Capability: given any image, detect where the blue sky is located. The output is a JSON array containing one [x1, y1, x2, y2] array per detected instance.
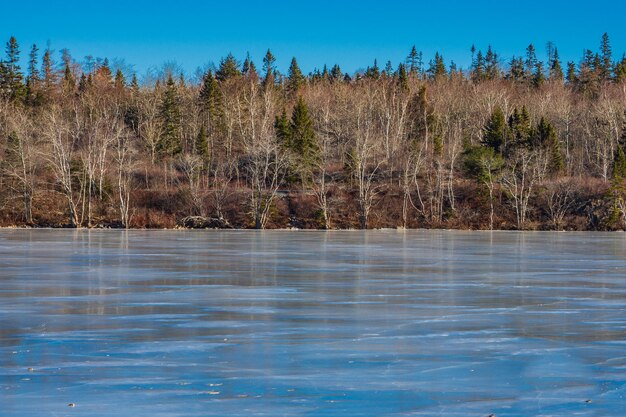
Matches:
[[2, 1, 625, 79]]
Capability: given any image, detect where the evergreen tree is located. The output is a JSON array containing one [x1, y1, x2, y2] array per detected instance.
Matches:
[[289, 96, 319, 170], [566, 61, 577, 85], [549, 48, 564, 82], [330, 64, 342, 81], [287, 57, 305, 93], [384, 60, 393, 77], [536, 117, 564, 173], [96, 58, 113, 84], [509, 106, 533, 146], [195, 125, 210, 162], [0, 36, 25, 101], [428, 52, 447, 80], [524, 44, 538, 79], [158, 75, 182, 158], [198, 70, 222, 132], [131, 73, 139, 92], [406, 46, 422, 75], [397, 63, 408, 89], [274, 108, 292, 147], [485, 45, 499, 80], [262, 49, 276, 86], [482, 106, 507, 153], [366, 59, 380, 79], [41, 48, 55, 91], [472, 50, 485, 82], [600, 32, 613, 81], [27, 44, 39, 84], [533, 62, 546, 87], [614, 55, 626, 83], [216, 53, 241, 81], [114, 69, 126, 89], [508, 57, 525, 82], [62, 62, 75, 92]]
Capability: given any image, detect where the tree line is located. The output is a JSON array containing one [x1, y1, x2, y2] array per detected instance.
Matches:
[[0, 34, 625, 230]]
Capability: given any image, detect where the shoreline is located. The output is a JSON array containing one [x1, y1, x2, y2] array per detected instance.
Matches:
[[0, 225, 622, 233]]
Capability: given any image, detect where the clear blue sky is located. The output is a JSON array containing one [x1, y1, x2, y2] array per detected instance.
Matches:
[[3, 1, 625, 79]]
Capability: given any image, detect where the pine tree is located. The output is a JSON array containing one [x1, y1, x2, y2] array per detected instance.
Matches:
[[96, 58, 113, 84], [566, 61, 577, 85], [397, 63, 408, 89], [508, 57, 525, 82], [195, 126, 210, 162], [366, 59, 380, 79], [158, 75, 182, 158], [216, 53, 241, 81], [614, 55, 626, 83], [62, 62, 75, 93], [289, 96, 319, 170], [509, 106, 532, 146], [384, 60, 393, 77], [536, 117, 563, 173], [198, 70, 223, 134], [330, 64, 342, 81], [482, 107, 507, 153], [600, 32, 613, 81], [428, 52, 447, 80], [274, 109, 292, 147], [0, 36, 25, 101], [485, 45, 499, 80], [533, 62, 546, 87], [131, 74, 139, 92], [114, 69, 126, 89], [406, 46, 422, 75], [262, 49, 276, 86], [524, 44, 538, 79], [27, 44, 39, 85], [472, 50, 485, 82], [41, 48, 55, 91], [549, 48, 564, 82], [287, 57, 305, 93]]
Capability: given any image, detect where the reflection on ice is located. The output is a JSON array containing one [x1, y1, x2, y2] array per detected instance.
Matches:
[[0, 230, 625, 416]]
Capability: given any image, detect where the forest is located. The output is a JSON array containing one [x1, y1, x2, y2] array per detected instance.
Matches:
[[0, 33, 626, 230]]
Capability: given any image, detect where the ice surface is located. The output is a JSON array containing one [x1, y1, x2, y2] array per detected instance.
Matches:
[[0, 230, 625, 416]]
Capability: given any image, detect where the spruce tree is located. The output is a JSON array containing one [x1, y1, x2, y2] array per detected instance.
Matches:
[[195, 126, 210, 162], [27, 44, 39, 85], [198, 70, 222, 132], [158, 75, 182, 158], [216, 53, 241, 81], [287, 57, 305, 93], [330, 64, 342, 81], [536, 117, 563, 173], [0, 36, 25, 101], [533, 62, 546, 87], [482, 107, 507, 153], [262, 49, 276, 86], [566, 61, 577, 85], [289, 96, 318, 171], [524, 44, 538, 79], [600, 32, 613, 81], [508, 57, 525, 82], [62, 62, 75, 93], [114, 69, 126, 89], [485, 46, 499, 80], [41, 48, 55, 91], [406, 46, 422, 75], [428, 52, 447, 80], [397, 63, 408, 89], [549, 48, 564, 82], [274, 109, 292, 148]]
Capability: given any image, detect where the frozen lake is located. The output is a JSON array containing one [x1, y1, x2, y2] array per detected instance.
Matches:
[[1, 230, 626, 416]]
